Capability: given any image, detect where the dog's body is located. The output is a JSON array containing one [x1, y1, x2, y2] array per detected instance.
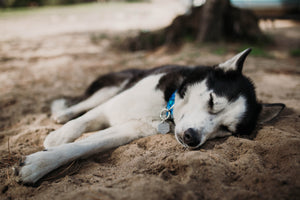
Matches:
[[17, 48, 284, 184]]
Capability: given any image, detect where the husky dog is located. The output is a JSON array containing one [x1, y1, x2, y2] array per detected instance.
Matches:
[[16, 48, 284, 184]]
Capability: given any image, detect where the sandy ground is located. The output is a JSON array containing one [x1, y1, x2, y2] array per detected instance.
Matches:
[[0, 1, 300, 200]]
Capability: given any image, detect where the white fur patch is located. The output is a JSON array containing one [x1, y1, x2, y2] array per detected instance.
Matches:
[[220, 95, 246, 132], [102, 74, 165, 126]]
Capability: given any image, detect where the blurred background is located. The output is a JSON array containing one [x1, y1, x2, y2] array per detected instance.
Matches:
[[0, 0, 299, 52], [0, 1, 300, 200]]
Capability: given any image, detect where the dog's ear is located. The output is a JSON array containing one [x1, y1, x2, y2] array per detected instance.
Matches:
[[258, 103, 285, 124], [217, 48, 252, 73]]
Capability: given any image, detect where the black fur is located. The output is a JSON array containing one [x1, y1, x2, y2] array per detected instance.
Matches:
[[86, 69, 144, 96], [87, 65, 191, 101], [155, 66, 191, 101]]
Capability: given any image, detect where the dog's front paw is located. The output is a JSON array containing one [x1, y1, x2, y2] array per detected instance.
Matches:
[[15, 150, 56, 184], [44, 122, 80, 148], [43, 130, 71, 148]]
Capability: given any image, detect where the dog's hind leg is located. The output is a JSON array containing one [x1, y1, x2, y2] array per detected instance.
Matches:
[[18, 120, 157, 184], [51, 86, 124, 124], [51, 69, 143, 124]]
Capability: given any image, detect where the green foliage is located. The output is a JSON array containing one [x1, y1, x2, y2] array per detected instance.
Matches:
[[249, 47, 269, 57], [211, 47, 227, 55], [290, 49, 300, 57]]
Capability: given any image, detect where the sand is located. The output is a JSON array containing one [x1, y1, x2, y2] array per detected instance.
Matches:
[[0, 2, 300, 200]]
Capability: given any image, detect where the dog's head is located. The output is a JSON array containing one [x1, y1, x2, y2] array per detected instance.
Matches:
[[174, 48, 284, 149]]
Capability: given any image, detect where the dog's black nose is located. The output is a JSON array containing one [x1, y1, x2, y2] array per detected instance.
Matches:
[[183, 128, 200, 147]]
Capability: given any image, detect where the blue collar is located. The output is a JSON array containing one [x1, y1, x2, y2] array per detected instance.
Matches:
[[166, 90, 176, 117]]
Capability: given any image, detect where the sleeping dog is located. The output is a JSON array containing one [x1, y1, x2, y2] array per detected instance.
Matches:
[[16, 48, 284, 184]]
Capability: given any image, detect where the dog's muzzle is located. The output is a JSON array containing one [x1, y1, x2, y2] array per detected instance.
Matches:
[[176, 128, 201, 148]]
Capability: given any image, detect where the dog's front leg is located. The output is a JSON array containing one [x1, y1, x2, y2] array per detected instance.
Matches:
[[17, 120, 157, 184]]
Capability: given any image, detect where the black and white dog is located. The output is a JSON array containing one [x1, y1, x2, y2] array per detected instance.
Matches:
[[17, 48, 284, 184]]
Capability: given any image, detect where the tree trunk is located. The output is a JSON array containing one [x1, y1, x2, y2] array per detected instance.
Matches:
[[197, 0, 227, 42], [125, 0, 264, 51]]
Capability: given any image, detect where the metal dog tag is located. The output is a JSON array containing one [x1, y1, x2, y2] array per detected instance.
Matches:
[[158, 121, 170, 134]]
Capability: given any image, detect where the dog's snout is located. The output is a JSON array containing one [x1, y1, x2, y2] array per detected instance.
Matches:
[[183, 128, 200, 147]]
